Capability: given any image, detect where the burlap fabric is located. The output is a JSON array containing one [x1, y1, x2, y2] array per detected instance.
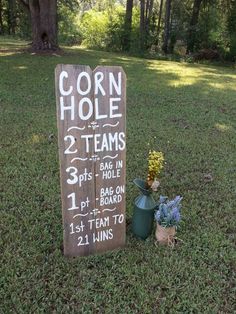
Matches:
[[155, 224, 176, 246]]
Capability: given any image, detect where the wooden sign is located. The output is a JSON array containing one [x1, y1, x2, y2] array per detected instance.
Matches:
[[55, 65, 126, 257]]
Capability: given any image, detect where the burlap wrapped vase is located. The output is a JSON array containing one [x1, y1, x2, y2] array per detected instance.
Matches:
[[155, 223, 176, 246]]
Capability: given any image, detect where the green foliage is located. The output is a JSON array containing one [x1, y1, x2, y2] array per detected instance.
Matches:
[[0, 0, 235, 60], [1, 38, 236, 313], [0, 0, 30, 38], [228, 0, 236, 60], [78, 5, 142, 52], [79, 10, 108, 49], [105, 7, 126, 51], [15, 6, 31, 39], [197, 4, 228, 52], [58, 4, 82, 45], [129, 7, 141, 52]]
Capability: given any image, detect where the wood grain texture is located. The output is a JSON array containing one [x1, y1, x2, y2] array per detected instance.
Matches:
[[55, 64, 126, 257]]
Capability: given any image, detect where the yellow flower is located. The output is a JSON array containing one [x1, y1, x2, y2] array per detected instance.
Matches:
[[147, 150, 164, 185]]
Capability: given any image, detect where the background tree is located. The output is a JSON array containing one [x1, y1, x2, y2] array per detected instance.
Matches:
[[7, 0, 16, 35], [122, 0, 133, 51], [156, 0, 164, 46], [162, 0, 172, 53], [0, 0, 3, 34], [228, 0, 236, 60], [139, 0, 154, 51], [18, 0, 58, 51], [187, 0, 203, 53]]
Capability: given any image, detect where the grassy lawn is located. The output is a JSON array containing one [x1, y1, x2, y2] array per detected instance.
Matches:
[[1, 37, 236, 313]]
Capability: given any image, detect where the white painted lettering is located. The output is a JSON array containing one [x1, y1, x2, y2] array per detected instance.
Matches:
[[94, 72, 106, 96], [102, 169, 121, 180], [100, 187, 114, 197], [60, 96, 75, 120], [108, 132, 118, 150], [81, 134, 93, 153], [100, 194, 122, 206], [77, 71, 92, 95], [118, 132, 126, 150], [78, 97, 93, 120], [95, 98, 108, 120], [116, 185, 125, 194], [110, 98, 122, 118], [94, 134, 101, 152], [93, 229, 113, 242], [59, 70, 73, 96], [113, 214, 124, 224], [64, 135, 77, 154], [100, 162, 113, 171], [109, 72, 122, 95], [88, 217, 110, 230]]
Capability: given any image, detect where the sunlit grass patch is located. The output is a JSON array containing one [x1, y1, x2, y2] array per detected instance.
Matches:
[[215, 122, 234, 132]]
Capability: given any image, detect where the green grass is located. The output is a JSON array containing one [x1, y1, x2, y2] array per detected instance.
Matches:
[[1, 36, 236, 313]]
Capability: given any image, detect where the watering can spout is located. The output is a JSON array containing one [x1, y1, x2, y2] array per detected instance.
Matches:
[[133, 178, 151, 195]]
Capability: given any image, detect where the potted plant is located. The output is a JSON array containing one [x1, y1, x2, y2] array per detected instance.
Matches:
[[132, 151, 164, 240], [155, 195, 182, 246]]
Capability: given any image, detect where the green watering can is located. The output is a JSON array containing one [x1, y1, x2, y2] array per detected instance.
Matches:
[[132, 178, 156, 240]]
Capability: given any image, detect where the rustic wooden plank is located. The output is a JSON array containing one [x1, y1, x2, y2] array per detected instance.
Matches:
[[55, 64, 126, 257], [93, 66, 126, 253]]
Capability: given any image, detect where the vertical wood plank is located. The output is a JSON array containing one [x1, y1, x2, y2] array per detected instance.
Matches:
[[93, 66, 126, 253]]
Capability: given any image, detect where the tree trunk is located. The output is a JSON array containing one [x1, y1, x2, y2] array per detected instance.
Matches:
[[162, 0, 172, 54], [156, 0, 164, 43], [228, 0, 236, 60], [19, 0, 58, 51], [187, 0, 203, 53], [139, 0, 154, 51], [140, 0, 145, 51], [0, 0, 3, 34], [122, 0, 133, 51], [145, 0, 153, 38], [8, 0, 16, 35]]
